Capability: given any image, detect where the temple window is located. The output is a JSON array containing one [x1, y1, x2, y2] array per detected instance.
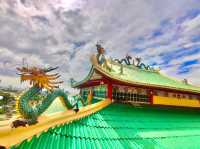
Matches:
[[184, 95, 188, 99], [168, 93, 173, 98], [173, 94, 176, 98], [93, 85, 107, 99], [155, 91, 158, 96], [164, 92, 168, 97], [112, 85, 149, 103], [192, 95, 198, 100]]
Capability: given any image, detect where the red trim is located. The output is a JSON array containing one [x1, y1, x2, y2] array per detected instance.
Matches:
[[94, 69, 200, 96], [150, 95, 153, 104], [107, 82, 112, 100], [75, 68, 200, 99], [78, 79, 108, 88], [147, 90, 153, 104]]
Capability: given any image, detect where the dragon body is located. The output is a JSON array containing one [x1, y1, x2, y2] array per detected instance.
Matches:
[[15, 66, 85, 125], [137, 63, 151, 70], [115, 56, 153, 71], [115, 55, 133, 65]]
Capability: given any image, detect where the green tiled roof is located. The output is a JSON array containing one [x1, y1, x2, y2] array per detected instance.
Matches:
[[12, 103, 200, 149], [94, 61, 200, 93]]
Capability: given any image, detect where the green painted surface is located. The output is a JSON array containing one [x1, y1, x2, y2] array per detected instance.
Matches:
[[101, 62, 200, 93], [18, 87, 81, 124], [74, 62, 200, 93], [12, 103, 200, 149], [42, 97, 67, 115]]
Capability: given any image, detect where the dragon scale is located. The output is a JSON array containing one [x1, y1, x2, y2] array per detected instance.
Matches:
[[15, 66, 84, 125]]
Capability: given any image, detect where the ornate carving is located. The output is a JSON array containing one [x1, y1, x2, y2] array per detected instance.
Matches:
[[16, 66, 62, 91], [115, 55, 132, 65], [96, 43, 106, 65], [95, 43, 111, 71], [115, 55, 155, 71]]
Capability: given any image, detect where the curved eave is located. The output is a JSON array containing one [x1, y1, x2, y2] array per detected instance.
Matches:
[[72, 66, 95, 88], [94, 65, 200, 95]]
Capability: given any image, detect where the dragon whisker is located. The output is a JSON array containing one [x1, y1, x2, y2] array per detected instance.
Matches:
[[50, 81, 63, 84], [44, 66, 59, 72]]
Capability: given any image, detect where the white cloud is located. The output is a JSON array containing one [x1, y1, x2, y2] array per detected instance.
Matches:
[[0, 0, 200, 89], [182, 14, 200, 33]]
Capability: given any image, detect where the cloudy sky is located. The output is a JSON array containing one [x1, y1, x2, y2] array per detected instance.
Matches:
[[0, 0, 200, 91]]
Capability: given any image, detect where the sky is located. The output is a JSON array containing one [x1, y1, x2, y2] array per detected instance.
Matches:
[[0, 0, 200, 92]]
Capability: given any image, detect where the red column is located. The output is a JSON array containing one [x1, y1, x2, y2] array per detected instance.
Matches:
[[107, 83, 112, 100], [150, 94, 153, 104], [148, 90, 153, 104]]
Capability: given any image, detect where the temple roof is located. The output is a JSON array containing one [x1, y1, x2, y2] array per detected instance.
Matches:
[[73, 56, 200, 94], [12, 103, 200, 149]]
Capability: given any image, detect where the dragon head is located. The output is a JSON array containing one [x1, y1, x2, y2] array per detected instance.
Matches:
[[16, 66, 63, 91], [96, 43, 105, 55]]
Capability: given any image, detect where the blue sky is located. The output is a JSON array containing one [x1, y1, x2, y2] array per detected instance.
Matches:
[[0, 0, 200, 91]]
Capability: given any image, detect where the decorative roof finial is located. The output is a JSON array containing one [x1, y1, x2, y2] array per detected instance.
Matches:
[[183, 79, 188, 84], [96, 40, 105, 55], [135, 57, 142, 66], [96, 41, 106, 65]]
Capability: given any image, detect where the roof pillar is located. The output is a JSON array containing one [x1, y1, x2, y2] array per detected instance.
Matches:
[[148, 90, 154, 104], [107, 82, 112, 100]]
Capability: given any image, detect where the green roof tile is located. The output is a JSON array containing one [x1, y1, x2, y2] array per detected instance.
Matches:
[[12, 103, 200, 149], [74, 62, 200, 93], [99, 62, 200, 93]]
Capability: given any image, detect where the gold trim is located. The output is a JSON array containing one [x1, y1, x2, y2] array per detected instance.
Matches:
[[0, 99, 111, 148], [153, 96, 200, 107]]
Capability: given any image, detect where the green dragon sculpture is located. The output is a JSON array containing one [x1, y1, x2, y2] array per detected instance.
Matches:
[[14, 66, 85, 126], [115, 55, 154, 71]]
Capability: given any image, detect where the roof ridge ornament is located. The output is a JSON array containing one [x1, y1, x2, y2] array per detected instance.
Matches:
[[182, 79, 188, 84], [96, 42, 105, 65], [114, 55, 157, 71], [94, 42, 111, 71]]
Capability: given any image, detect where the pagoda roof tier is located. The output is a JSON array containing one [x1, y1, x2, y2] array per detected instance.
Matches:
[[73, 55, 200, 94]]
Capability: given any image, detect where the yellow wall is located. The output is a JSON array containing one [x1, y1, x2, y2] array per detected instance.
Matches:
[[153, 96, 200, 108]]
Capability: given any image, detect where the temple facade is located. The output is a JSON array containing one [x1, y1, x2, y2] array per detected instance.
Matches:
[[73, 44, 200, 108], [7, 44, 200, 149]]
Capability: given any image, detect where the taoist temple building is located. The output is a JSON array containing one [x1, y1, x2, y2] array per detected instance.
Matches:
[[73, 44, 200, 108]]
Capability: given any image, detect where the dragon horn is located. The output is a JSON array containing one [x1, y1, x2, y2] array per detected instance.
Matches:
[[16, 67, 23, 72], [50, 81, 64, 84], [46, 73, 59, 77], [47, 75, 61, 80], [44, 66, 59, 72]]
